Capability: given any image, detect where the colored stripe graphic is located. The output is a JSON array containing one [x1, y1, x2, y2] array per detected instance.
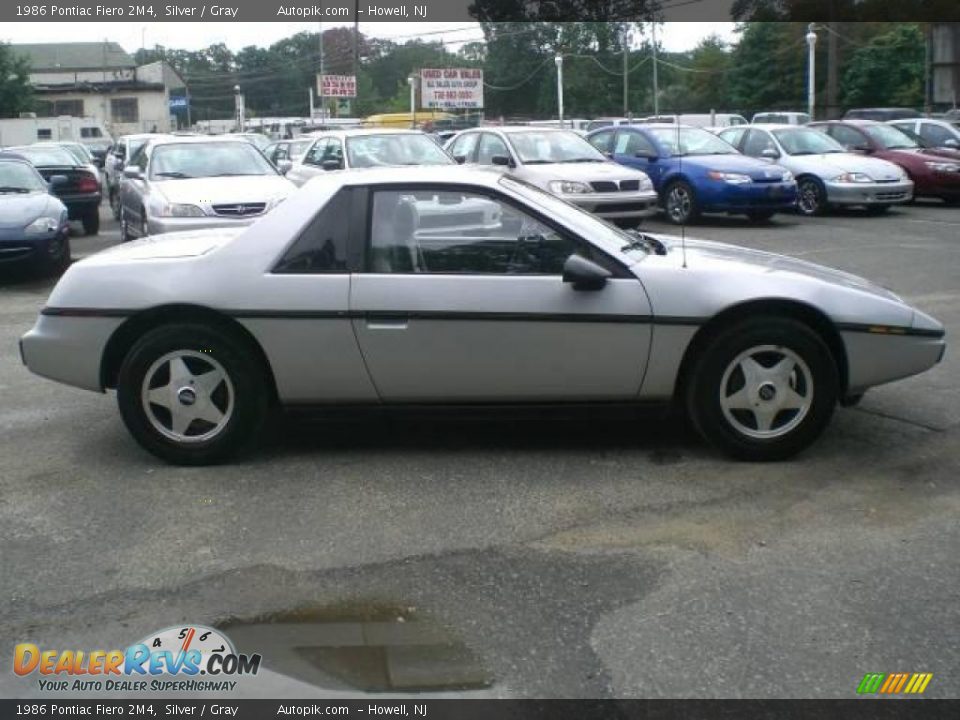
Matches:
[[858, 672, 932, 694]]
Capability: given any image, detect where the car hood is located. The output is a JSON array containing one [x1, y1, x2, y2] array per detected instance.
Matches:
[[517, 161, 650, 183], [152, 175, 295, 205], [654, 235, 901, 301], [786, 152, 904, 180], [680, 153, 789, 179], [0, 193, 63, 229], [85, 228, 245, 263]]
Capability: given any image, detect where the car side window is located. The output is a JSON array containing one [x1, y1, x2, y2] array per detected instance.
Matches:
[[131, 146, 148, 171], [919, 123, 954, 146], [367, 187, 585, 275], [618, 131, 657, 157], [829, 125, 866, 149], [273, 189, 350, 274], [449, 132, 479, 162], [589, 130, 615, 154], [720, 127, 747, 149], [303, 138, 329, 167], [321, 138, 344, 168], [476, 133, 510, 165], [742, 129, 776, 156]]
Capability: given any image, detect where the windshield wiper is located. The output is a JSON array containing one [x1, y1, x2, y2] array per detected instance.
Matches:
[[208, 172, 262, 177], [0, 186, 31, 193], [564, 158, 605, 163], [621, 230, 666, 256], [522, 160, 555, 165], [154, 171, 192, 178]]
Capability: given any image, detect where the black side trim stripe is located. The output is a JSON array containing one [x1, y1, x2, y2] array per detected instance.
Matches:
[[837, 322, 945, 339], [41, 306, 709, 327]]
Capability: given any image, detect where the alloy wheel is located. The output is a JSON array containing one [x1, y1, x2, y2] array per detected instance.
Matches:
[[666, 185, 693, 223], [718, 344, 814, 440], [798, 180, 821, 215]]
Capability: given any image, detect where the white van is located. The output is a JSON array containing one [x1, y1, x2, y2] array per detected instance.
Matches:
[[638, 113, 749, 129], [751, 111, 811, 125], [0, 116, 110, 148]]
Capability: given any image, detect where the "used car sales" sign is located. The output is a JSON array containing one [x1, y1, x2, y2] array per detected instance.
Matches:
[[420, 68, 484, 109]]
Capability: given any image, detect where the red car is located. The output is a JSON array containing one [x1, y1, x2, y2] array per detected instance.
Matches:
[[810, 120, 960, 205]]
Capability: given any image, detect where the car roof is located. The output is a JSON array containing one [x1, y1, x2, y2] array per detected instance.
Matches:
[[747, 123, 803, 131], [313, 128, 428, 138], [145, 135, 258, 147]]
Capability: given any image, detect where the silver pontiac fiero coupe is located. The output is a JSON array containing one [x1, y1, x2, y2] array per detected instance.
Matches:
[[20, 167, 945, 465]]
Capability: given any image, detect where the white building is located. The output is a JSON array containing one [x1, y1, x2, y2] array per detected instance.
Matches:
[[13, 42, 186, 137]]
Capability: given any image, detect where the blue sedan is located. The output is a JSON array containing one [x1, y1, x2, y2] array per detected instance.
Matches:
[[0, 157, 70, 274], [587, 124, 798, 224]]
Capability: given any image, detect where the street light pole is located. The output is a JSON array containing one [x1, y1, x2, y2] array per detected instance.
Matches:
[[623, 24, 629, 117], [651, 22, 659, 116], [555, 54, 564, 129], [407, 75, 416, 128], [806, 23, 818, 120]]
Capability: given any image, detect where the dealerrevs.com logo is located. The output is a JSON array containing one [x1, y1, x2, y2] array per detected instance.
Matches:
[[13, 625, 261, 693]]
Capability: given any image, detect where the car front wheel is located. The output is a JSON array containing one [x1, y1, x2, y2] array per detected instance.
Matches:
[[663, 180, 700, 225], [82, 206, 100, 235], [685, 316, 838, 461], [797, 177, 827, 216], [117, 323, 269, 465]]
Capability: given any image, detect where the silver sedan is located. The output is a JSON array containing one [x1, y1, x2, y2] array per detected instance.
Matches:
[[719, 125, 913, 215], [21, 166, 944, 465], [117, 136, 295, 242], [446, 127, 658, 223]]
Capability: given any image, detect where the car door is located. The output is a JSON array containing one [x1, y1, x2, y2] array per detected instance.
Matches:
[[285, 137, 328, 187], [349, 184, 652, 401], [741, 128, 778, 161], [474, 132, 513, 167], [447, 131, 480, 164], [612, 130, 664, 187], [119, 144, 150, 233]]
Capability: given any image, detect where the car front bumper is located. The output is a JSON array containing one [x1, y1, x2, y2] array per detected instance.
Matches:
[[825, 179, 913, 205], [20, 313, 123, 392], [148, 214, 263, 235], [565, 190, 659, 219], [699, 181, 798, 212], [842, 312, 945, 394], [0, 227, 69, 266]]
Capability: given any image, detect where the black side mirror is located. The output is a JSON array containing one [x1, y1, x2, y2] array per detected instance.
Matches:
[[48, 175, 68, 188], [491, 154, 514, 167], [760, 148, 780, 160], [453, 155, 466, 164], [321, 159, 342, 171], [562, 254, 611, 291]]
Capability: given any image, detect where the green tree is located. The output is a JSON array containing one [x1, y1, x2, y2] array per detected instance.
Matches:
[[0, 43, 33, 118], [841, 24, 924, 108]]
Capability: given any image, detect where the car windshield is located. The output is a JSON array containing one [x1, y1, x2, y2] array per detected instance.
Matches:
[[773, 128, 845, 155], [0, 161, 46, 192], [507, 131, 607, 164], [647, 127, 738, 156], [149, 142, 277, 179], [11, 146, 78, 166], [863, 124, 919, 150], [58, 144, 93, 164], [345, 134, 454, 168]]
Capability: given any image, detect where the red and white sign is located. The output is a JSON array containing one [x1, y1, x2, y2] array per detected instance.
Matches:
[[318, 74, 356, 98], [420, 68, 484, 109]]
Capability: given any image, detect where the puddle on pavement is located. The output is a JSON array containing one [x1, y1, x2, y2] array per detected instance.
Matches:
[[218, 603, 492, 693]]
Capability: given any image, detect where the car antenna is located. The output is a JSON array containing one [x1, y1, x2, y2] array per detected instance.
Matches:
[[677, 120, 688, 268]]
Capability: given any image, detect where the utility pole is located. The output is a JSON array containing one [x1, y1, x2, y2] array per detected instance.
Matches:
[[806, 24, 817, 120], [623, 24, 629, 117], [318, 22, 325, 123], [651, 22, 659, 116], [353, 0, 360, 79], [555, 55, 564, 128], [407, 75, 416, 128]]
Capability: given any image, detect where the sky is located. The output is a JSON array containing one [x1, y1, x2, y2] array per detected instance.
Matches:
[[2, 22, 738, 55]]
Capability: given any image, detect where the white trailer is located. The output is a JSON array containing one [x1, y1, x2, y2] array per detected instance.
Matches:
[[0, 116, 111, 148]]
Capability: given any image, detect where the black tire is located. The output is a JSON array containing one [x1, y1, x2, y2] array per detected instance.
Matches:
[[746, 209, 776, 222], [82, 206, 100, 235], [140, 209, 149, 238], [796, 177, 827, 216], [685, 316, 838, 461], [117, 323, 269, 465], [35, 234, 71, 276], [119, 210, 131, 243], [865, 204, 890, 215], [663, 180, 700, 225]]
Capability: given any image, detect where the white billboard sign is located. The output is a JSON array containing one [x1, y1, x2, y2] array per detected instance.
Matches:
[[318, 74, 357, 98], [420, 68, 484, 109]]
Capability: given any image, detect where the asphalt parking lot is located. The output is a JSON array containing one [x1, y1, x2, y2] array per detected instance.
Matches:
[[1, 201, 957, 699]]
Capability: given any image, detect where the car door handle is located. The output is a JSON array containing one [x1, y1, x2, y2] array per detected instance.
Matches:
[[365, 315, 408, 330]]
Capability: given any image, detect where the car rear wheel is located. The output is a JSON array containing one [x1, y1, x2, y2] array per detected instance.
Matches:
[[119, 211, 131, 243], [797, 177, 827, 216], [117, 324, 268, 465], [82, 206, 100, 235], [685, 316, 838, 461], [36, 234, 71, 276], [664, 180, 700, 225], [110, 187, 121, 220]]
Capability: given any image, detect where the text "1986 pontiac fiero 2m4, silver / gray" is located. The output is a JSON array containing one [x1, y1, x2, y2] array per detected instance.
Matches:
[[19, 166, 945, 465]]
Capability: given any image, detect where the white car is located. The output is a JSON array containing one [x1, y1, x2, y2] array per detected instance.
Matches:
[[888, 118, 960, 151]]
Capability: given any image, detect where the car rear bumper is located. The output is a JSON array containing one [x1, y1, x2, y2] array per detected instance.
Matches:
[[567, 191, 659, 218], [826, 179, 913, 205]]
